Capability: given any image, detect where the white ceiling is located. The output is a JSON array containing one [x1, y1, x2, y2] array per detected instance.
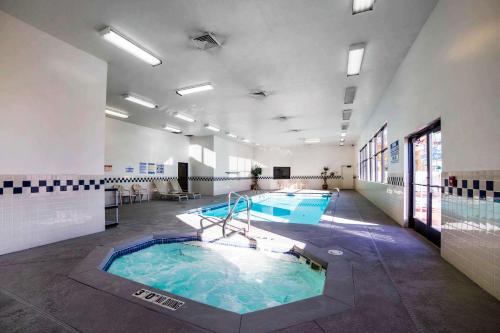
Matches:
[[0, 0, 437, 147]]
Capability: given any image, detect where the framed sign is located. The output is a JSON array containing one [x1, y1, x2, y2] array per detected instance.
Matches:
[[390, 140, 399, 163], [139, 162, 147, 174], [148, 163, 156, 175], [125, 166, 134, 173], [156, 164, 164, 174]]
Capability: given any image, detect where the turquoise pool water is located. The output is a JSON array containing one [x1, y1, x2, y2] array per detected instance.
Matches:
[[106, 241, 325, 314], [200, 192, 331, 224]]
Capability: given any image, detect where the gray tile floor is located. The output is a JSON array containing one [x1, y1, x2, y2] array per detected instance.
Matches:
[[0, 190, 499, 332]]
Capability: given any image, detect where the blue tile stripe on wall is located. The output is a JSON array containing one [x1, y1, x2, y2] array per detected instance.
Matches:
[[0, 178, 104, 195]]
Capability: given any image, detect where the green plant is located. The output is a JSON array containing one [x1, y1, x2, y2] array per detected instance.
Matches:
[[251, 166, 263, 190], [321, 166, 335, 188]]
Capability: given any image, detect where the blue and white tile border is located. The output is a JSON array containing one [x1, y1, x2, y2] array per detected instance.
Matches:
[[441, 171, 500, 202], [0, 175, 104, 196]]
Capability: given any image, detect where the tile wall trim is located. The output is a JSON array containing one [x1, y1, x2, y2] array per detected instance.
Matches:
[[104, 175, 343, 184], [0, 175, 104, 196]]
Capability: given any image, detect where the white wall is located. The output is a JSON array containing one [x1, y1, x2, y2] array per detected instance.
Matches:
[[355, 0, 500, 299], [105, 118, 189, 178], [254, 145, 355, 190], [189, 136, 215, 195], [0, 11, 107, 254]]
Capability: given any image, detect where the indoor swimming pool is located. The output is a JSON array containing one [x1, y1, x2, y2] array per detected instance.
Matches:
[[105, 240, 325, 314], [197, 192, 333, 224]]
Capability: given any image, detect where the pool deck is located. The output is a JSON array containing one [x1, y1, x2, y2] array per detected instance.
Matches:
[[1, 190, 499, 332]]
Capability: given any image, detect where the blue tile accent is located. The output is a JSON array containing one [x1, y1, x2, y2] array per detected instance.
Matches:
[[448, 187, 452, 194], [47, 186, 54, 192], [60, 186, 67, 191], [22, 180, 31, 187], [67, 180, 73, 186], [457, 188, 462, 196], [79, 180, 85, 185], [486, 181, 493, 191], [95, 185, 100, 190], [31, 187, 39, 193], [444, 179, 449, 186], [473, 180, 479, 189], [0, 188, 2, 195], [3, 181, 13, 188], [479, 190, 486, 200], [13, 187, 22, 194], [467, 189, 473, 198], [54, 180, 61, 186], [73, 185, 79, 191], [39, 180, 47, 187], [90, 180, 95, 185], [495, 192, 500, 203], [461, 180, 467, 188], [84, 185, 90, 190], [100, 179, 105, 185]]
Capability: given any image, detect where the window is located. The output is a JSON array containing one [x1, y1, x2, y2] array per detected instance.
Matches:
[[359, 124, 388, 183]]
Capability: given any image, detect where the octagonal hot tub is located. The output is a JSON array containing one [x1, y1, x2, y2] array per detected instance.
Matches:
[[104, 239, 325, 314]]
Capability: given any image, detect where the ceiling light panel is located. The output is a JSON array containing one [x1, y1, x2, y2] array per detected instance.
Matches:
[[105, 108, 129, 119], [173, 112, 195, 122], [164, 124, 182, 133], [226, 132, 237, 138], [342, 109, 353, 121], [204, 124, 220, 132], [242, 139, 250, 143], [176, 83, 214, 96], [100, 26, 161, 66], [304, 138, 320, 144], [123, 94, 158, 108], [344, 87, 357, 104], [347, 43, 366, 76], [353, 0, 375, 15]]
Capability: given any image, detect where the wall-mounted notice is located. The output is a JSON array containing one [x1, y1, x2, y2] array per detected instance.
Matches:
[[148, 163, 156, 175], [390, 140, 399, 163], [104, 164, 112, 172], [125, 167, 134, 173], [139, 162, 147, 174], [156, 164, 164, 174]]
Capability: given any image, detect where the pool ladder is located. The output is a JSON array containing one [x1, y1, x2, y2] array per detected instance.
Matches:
[[222, 192, 251, 238]]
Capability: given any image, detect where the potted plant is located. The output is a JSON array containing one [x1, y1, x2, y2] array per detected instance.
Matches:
[[321, 166, 335, 190], [250, 165, 263, 190]]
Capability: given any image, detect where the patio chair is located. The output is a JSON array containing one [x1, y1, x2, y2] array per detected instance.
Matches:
[[169, 179, 201, 199], [152, 180, 188, 201], [131, 184, 150, 203], [113, 184, 136, 205]]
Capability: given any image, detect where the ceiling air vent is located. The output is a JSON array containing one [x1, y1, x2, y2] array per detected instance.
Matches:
[[344, 87, 357, 104], [191, 32, 221, 50], [275, 116, 289, 121], [249, 90, 270, 98], [342, 109, 352, 121], [341, 123, 349, 131], [288, 129, 302, 133]]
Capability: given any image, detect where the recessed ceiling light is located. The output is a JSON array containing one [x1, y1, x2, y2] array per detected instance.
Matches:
[[340, 138, 345, 142], [304, 138, 320, 144], [204, 124, 220, 132], [176, 83, 214, 96], [242, 138, 250, 143], [352, 0, 375, 15], [105, 108, 129, 119], [340, 142, 345, 146], [226, 132, 237, 138], [341, 132, 347, 137], [347, 43, 366, 76], [123, 94, 158, 109], [164, 124, 182, 133], [99, 26, 161, 66], [173, 112, 195, 123]]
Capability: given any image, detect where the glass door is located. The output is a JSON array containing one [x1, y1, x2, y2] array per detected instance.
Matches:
[[409, 121, 442, 246]]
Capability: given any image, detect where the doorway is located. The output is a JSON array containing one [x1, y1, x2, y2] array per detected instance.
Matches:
[[341, 165, 354, 189], [408, 120, 442, 246], [177, 162, 188, 191]]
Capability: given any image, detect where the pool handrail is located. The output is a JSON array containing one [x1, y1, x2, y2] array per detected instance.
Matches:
[[222, 192, 251, 237]]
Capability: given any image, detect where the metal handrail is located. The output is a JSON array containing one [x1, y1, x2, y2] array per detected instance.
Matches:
[[222, 192, 251, 237]]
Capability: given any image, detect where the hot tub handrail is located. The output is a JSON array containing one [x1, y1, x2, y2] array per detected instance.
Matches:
[[223, 192, 251, 237]]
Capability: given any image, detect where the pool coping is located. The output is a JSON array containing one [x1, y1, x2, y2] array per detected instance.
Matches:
[[69, 231, 354, 333]]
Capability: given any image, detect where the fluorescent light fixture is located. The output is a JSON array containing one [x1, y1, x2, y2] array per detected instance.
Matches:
[[164, 124, 182, 133], [105, 108, 129, 119], [342, 109, 353, 120], [344, 87, 357, 104], [340, 142, 345, 146], [226, 132, 237, 138], [347, 43, 366, 76], [242, 138, 250, 143], [176, 83, 214, 96], [255, 143, 261, 146], [173, 112, 195, 123], [99, 26, 161, 66], [341, 132, 347, 137], [340, 138, 345, 142], [353, 0, 375, 14], [123, 94, 157, 108], [304, 138, 320, 144], [204, 124, 220, 132]]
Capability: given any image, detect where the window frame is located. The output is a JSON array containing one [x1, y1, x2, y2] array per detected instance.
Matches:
[[359, 124, 388, 183]]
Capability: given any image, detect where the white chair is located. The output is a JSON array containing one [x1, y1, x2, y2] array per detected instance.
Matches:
[[114, 184, 136, 205], [131, 184, 149, 203]]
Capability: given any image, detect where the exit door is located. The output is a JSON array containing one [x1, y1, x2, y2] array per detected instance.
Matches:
[[409, 121, 442, 246], [341, 165, 354, 189], [177, 162, 188, 191]]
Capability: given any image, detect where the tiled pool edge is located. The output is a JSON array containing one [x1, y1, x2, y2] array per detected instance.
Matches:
[[68, 232, 354, 333]]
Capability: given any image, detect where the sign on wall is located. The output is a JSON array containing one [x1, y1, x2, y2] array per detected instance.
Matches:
[[148, 163, 156, 175], [156, 164, 164, 174], [125, 166, 134, 173], [139, 162, 147, 174], [104, 164, 112, 172], [390, 140, 399, 163]]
